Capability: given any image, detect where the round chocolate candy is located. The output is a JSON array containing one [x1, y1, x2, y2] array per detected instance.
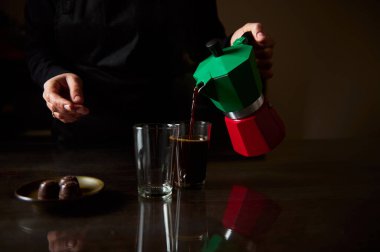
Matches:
[[37, 180, 60, 200], [59, 175, 79, 186], [59, 181, 82, 200]]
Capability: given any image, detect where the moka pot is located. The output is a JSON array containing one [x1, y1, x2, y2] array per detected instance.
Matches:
[[193, 36, 285, 157]]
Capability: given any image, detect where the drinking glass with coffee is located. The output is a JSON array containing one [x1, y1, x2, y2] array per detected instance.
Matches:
[[171, 121, 211, 189]]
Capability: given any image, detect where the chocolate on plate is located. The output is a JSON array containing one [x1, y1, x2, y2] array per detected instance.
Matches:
[[37, 180, 60, 200], [59, 175, 79, 186], [59, 181, 82, 200], [37, 176, 82, 200]]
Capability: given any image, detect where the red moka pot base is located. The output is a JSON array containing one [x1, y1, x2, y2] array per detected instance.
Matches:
[[225, 100, 285, 157], [222, 185, 281, 238]]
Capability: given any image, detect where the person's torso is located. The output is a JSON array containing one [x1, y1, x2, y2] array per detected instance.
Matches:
[[50, 0, 225, 118], [54, 1, 176, 73]]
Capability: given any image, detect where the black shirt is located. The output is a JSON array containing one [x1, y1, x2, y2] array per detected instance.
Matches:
[[26, 0, 225, 86], [25, 0, 228, 146]]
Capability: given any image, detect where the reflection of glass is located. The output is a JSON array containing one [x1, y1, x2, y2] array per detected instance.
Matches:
[[174, 189, 209, 251], [137, 196, 174, 252]]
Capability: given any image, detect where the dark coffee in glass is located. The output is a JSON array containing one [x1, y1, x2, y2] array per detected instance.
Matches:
[[172, 86, 211, 188]]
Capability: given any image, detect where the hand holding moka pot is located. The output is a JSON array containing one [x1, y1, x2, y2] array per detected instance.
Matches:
[[193, 35, 285, 157]]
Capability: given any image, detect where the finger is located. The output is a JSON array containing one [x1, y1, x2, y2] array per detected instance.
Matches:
[[245, 22, 264, 41], [49, 101, 89, 120], [48, 102, 82, 122], [255, 33, 275, 48], [256, 59, 273, 68], [244, 23, 275, 47], [231, 23, 276, 48], [72, 104, 90, 115], [243, 23, 267, 45], [43, 90, 73, 113], [254, 47, 274, 59], [46, 101, 55, 112], [259, 69, 274, 80], [256, 58, 273, 69], [257, 64, 273, 78], [230, 29, 245, 45], [230, 23, 263, 45], [53, 112, 82, 123], [48, 103, 69, 118], [66, 75, 84, 104]]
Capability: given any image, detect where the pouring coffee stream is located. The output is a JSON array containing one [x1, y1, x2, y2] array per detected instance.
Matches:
[[189, 85, 205, 139], [192, 34, 285, 157]]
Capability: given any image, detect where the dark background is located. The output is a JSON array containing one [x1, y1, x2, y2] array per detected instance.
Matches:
[[0, 0, 50, 143], [217, 0, 380, 139]]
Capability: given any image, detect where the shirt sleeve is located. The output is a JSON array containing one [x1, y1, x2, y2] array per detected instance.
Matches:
[[25, 0, 69, 88]]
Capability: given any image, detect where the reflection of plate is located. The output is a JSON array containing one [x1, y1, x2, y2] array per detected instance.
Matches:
[[15, 176, 104, 203]]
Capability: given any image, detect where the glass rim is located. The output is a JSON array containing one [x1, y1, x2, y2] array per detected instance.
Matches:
[[133, 121, 211, 129], [173, 120, 212, 126], [133, 123, 178, 130]]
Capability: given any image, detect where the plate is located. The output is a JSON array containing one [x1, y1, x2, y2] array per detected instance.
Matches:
[[15, 176, 105, 203]]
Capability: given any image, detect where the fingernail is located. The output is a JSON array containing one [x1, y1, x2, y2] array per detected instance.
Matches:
[[73, 96, 81, 102], [257, 32, 265, 40], [64, 105, 71, 111]]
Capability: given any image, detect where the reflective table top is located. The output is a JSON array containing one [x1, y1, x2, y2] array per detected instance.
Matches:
[[0, 138, 379, 251]]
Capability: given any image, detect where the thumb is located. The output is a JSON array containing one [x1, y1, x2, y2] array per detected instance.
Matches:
[[230, 23, 266, 46], [247, 23, 267, 46], [253, 31, 266, 45], [66, 74, 84, 104]]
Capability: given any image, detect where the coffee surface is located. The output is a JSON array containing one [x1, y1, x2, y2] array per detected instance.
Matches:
[[171, 136, 208, 188]]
